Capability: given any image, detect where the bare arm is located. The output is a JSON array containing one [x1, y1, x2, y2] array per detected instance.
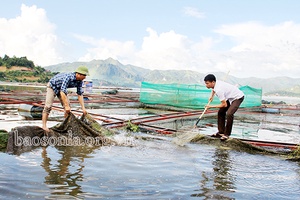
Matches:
[[209, 90, 215, 102], [207, 99, 227, 109]]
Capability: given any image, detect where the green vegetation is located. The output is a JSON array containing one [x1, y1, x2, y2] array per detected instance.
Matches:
[[287, 145, 300, 161], [0, 130, 8, 151], [125, 120, 139, 132], [0, 55, 57, 83], [0, 54, 34, 69]]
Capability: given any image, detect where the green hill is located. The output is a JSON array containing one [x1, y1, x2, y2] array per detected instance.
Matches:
[[0, 55, 57, 83], [44, 58, 300, 96], [3, 55, 300, 96]]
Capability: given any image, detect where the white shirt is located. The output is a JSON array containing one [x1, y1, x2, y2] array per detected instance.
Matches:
[[213, 80, 244, 104]]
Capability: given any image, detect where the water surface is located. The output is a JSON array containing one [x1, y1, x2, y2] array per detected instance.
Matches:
[[1, 85, 300, 199], [1, 136, 300, 199]]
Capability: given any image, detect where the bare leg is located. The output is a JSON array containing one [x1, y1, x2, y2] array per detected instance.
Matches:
[[42, 112, 50, 132], [42, 83, 55, 132]]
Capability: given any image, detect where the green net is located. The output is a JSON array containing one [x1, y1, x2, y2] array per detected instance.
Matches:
[[239, 85, 262, 108], [140, 82, 262, 109]]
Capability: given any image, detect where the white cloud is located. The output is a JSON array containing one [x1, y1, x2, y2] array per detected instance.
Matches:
[[1, 5, 300, 78], [134, 28, 192, 70], [213, 21, 300, 77], [75, 27, 216, 73], [74, 34, 136, 63], [183, 7, 205, 19], [0, 4, 67, 66], [132, 28, 216, 71], [74, 20, 300, 78]]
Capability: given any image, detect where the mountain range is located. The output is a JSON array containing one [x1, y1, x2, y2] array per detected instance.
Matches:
[[45, 58, 300, 96]]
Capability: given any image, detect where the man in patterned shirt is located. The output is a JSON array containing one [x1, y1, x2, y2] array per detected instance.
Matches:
[[42, 66, 89, 132]]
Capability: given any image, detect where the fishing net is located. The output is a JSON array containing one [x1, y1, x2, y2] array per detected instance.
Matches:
[[189, 133, 300, 161], [3, 112, 300, 161], [140, 82, 262, 109], [287, 146, 300, 161], [0, 130, 8, 150], [6, 113, 117, 155], [190, 134, 277, 154]]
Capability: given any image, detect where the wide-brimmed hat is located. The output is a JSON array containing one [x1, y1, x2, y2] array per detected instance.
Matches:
[[75, 66, 89, 76]]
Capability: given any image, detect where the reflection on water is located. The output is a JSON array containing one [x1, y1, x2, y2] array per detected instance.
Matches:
[[41, 146, 99, 199], [212, 149, 235, 193], [0, 84, 46, 92], [1, 84, 300, 198], [192, 148, 235, 199], [1, 138, 300, 199]]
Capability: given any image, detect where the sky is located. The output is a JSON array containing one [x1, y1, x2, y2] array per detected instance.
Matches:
[[0, 0, 300, 78]]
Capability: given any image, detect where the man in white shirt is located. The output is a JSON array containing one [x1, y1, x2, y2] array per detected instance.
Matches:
[[204, 74, 244, 141]]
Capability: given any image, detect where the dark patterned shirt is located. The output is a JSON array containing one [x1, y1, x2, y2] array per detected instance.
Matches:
[[49, 72, 84, 95]]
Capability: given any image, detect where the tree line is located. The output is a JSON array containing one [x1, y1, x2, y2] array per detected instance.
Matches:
[[0, 55, 57, 83], [0, 55, 34, 69]]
